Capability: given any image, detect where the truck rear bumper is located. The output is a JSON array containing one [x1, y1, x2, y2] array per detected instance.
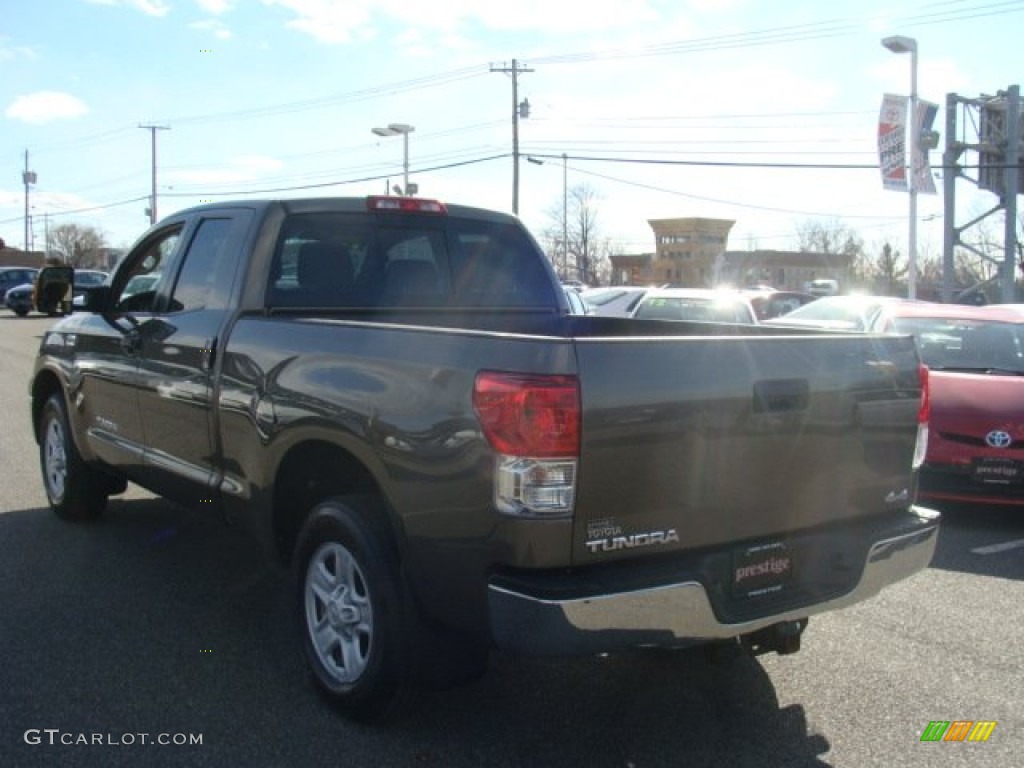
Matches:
[[488, 506, 940, 655]]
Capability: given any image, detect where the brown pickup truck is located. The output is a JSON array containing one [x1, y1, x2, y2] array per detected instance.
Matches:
[[31, 196, 939, 722]]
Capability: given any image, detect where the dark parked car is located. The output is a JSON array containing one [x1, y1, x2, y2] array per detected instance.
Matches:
[[741, 289, 819, 321], [871, 302, 1024, 508], [4, 281, 37, 316], [0, 266, 39, 307]]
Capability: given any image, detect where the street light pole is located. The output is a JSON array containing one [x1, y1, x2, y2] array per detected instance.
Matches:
[[562, 153, 568, 279], [882, 35, 919, 299], [371, 123, 416, 194], [22, 149, 37, 253], [527, 154, 570, 277], [140, 124, 169, 225]]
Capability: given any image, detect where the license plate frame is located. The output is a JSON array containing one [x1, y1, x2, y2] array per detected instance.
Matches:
[[731, 540, 793, 599], [973, 457, 1022, 485]]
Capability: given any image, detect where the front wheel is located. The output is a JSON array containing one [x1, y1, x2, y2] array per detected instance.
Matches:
[[38, 393, 108, 521], [295, 496, 417, 722]]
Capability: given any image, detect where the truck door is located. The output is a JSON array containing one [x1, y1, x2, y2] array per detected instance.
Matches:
[[134, 213, 250, 507], [73, 225, 183, 472]]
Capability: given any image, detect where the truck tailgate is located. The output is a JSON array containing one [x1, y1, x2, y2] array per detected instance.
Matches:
[[572, 331, 922, 565]]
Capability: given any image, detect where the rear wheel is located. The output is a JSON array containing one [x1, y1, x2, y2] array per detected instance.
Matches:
[[295, 496, 417, 722], [39, 394, 108, 521]]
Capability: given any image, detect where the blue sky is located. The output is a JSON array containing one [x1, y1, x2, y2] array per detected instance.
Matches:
[[2, 0, 1022, 261]]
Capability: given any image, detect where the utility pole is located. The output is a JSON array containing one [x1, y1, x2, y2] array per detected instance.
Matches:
[[1001, 84, 1020, 303], [140, 124, 170, 225], [490, 59, 533, 215], [22, 149, 37, 253]]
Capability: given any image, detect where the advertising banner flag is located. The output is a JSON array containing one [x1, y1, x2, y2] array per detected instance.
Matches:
[[913, 99, 939, 195], [879, 93, 908, 191]]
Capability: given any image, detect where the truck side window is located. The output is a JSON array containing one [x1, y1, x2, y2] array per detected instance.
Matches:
[[167, 218, 237, 312], [113, 226, 182, 313]]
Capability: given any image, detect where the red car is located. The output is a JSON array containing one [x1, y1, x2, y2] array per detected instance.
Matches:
[[872, 303, 1024, 507]]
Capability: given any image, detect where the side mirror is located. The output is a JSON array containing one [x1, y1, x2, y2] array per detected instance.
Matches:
[[35, 266, 75, 316], [80, 285, 112, 313]]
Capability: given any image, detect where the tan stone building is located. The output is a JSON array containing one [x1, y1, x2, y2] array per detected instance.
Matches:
[[716, 249, 854, 293], [608, 216, 854, 292], [609, 217, 735, 286]]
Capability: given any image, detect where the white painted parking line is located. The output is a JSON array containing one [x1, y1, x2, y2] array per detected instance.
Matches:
[[971, 539, 1024, 555]]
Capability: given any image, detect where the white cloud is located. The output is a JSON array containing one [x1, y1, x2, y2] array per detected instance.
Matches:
[[263, 0, 373, 44], [191, 19, 233, 38], [166, 155, 284, 187], [85, 0, 171, 16], [6, 92, 89, 124], [233, 155, 284, 172], [0, 38, 37, 62], [196, 0, 233, 13], [263, 0, 666, 43]]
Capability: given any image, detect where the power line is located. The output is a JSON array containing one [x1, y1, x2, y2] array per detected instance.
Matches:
[[531, 1, 1024, 66], [159, 153, 510, 198], [564, 163, 905, 219], [0, 196, 151, 226]]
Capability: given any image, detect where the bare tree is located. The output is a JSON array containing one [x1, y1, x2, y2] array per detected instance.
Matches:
[[795, 218, 867, 290], [795, 218, 864, 257], [542, 183, 610, 285], [868, 242, 906, 295], [49, 223, 107, 268]]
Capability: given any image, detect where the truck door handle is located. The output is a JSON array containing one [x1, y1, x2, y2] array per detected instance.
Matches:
[[201, 337, 217, 371], [753, 379, 810, 413]]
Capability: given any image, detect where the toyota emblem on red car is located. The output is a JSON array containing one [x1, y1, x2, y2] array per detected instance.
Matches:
[[985, 430, 1013, 449]]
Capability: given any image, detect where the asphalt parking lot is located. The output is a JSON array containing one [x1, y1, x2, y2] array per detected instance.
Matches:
[[1, 313, 1022, 768]]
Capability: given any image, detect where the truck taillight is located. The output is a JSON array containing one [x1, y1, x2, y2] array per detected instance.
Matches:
[[913, 364, 930, 470], [473, 372, 579, 457], [473, 372, 580, 518]]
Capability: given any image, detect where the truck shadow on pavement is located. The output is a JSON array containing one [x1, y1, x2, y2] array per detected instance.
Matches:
[[0, 498, 831, 768], [926, 502, 1024, 582]]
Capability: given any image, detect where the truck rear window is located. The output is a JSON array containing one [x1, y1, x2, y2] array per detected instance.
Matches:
[[266, 212, 556, 310]]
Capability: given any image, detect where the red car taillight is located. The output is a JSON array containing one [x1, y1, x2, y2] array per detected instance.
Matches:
[[918, 364, 930, 424], [913, 364, 930, 470]]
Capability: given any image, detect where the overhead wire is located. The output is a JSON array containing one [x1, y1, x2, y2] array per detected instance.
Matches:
[[5, 0, 1020, 231]]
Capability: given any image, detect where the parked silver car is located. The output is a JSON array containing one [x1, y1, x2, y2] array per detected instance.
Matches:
[[763, 295, 923, 332], [580, 286, 654, 317], [630, 287, 759, 324]]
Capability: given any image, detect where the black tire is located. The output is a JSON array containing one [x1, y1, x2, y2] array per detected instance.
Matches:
[[13, 307, 28, 317], [294, 496, 418, 723], [38, 393, 109, 521]]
